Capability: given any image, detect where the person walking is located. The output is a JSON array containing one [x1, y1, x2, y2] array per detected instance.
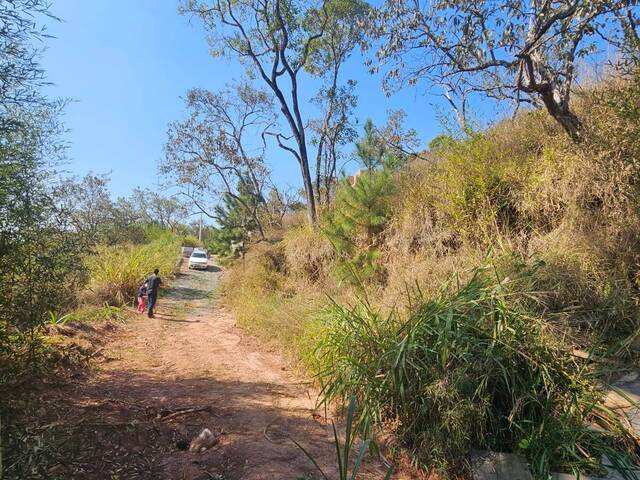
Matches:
[[146, 268, 162, 318]]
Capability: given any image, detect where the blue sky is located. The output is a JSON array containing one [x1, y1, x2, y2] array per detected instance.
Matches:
[[42, 0, 446, 199]]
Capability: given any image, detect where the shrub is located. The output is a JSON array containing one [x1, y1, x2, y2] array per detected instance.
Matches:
[[307, 264, 638, 477], [324, 170, 395, 285], [181, 235, 201, 248]]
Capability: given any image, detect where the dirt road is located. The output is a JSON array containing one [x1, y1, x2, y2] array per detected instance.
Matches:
[[15, 263, 394, 479]]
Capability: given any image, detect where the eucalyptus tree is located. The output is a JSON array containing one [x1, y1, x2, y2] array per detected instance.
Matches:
[[306, 0, 367, 206], [369, 0, 640, 142], [163, 82, 273, 239], [129, 188, 189, 232], [0, 0, 57, 133], [180, 0, 367, 225], [310, 82, 358, 206]]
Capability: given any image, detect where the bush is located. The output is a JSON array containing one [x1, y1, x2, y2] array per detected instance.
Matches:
[[282, 225, 334, 284], [181, 235, 201, 248], [85, 232, 180, 306], [307, 264, 638, 477]]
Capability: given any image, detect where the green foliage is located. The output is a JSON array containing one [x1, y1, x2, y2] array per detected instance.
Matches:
[[46, 311, 73, 327], [86, 232, 180, 306], [324, 169, 395, 284], [308, 265, 638, 477], [303, 0, 369, 76], [320, 118, 401, 284], [209, 180, 264, 259], [181, 235, 201, 248], [0, 105, 86, 352], [0, 0, 54, 128], [355, 119, 387, 172], [428, 133, 456, 152]]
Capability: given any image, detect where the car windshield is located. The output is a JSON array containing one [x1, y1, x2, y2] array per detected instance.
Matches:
[[192, 253, 207, 259]]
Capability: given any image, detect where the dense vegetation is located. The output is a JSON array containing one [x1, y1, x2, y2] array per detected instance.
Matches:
[[221, 74, 640, 478]]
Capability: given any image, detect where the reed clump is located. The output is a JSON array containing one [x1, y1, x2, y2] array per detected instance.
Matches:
[[307, 264, 638, 478]]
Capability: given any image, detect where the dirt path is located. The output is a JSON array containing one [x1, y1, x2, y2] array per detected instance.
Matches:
[[17, 263, 396, 480]]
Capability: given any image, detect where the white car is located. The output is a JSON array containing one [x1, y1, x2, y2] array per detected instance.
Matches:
[[188, 250, 208, 270]]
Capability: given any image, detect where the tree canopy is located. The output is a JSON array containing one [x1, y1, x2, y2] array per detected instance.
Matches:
[[369, 0, 640, 141]]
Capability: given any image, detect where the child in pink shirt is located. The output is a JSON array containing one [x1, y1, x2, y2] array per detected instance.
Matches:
[[136, 283, 147, 314]]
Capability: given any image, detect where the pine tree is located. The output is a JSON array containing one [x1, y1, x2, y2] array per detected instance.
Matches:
[[355, 119, 386, 172], [208, 180, 264, 258], [324, 119, 397, 284]]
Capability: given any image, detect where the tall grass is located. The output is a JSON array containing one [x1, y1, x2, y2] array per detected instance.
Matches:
[[306, 264, 639, 478], [85, 232, 180, 305], [220, 242, 328, 355]]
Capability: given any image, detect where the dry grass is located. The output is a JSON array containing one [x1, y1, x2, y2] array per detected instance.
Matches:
[[220, 240, 331, 358]]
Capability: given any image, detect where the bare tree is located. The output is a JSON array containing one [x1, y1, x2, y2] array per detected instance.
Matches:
[[129, 188, 189, 231], [180, 0, 364, 224], [163, 82, 273, 239], [369, 0, 640, 142]]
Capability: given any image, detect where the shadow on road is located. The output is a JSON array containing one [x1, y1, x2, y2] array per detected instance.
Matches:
[[162, 318, 201, 323], [164, 286, 210, 301], [5, 371, 336, 480]]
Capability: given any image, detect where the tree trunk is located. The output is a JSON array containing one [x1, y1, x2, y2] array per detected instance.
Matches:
[[538, 86, 583, 143], [299, 155, 317, 226], [315, 137, 324, 207], [551, 108, 582, 143]]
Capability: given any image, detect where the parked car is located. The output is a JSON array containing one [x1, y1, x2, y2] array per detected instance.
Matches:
[[188, 249, 208, 270]]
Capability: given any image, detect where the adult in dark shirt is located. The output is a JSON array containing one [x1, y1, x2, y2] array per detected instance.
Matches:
[[146, 268, 162, 318]]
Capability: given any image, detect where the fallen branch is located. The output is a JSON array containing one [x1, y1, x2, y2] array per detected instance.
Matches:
[[157, 406, 215, 421], [87, 347, 105, 359], [263, 419, 286, 444]]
